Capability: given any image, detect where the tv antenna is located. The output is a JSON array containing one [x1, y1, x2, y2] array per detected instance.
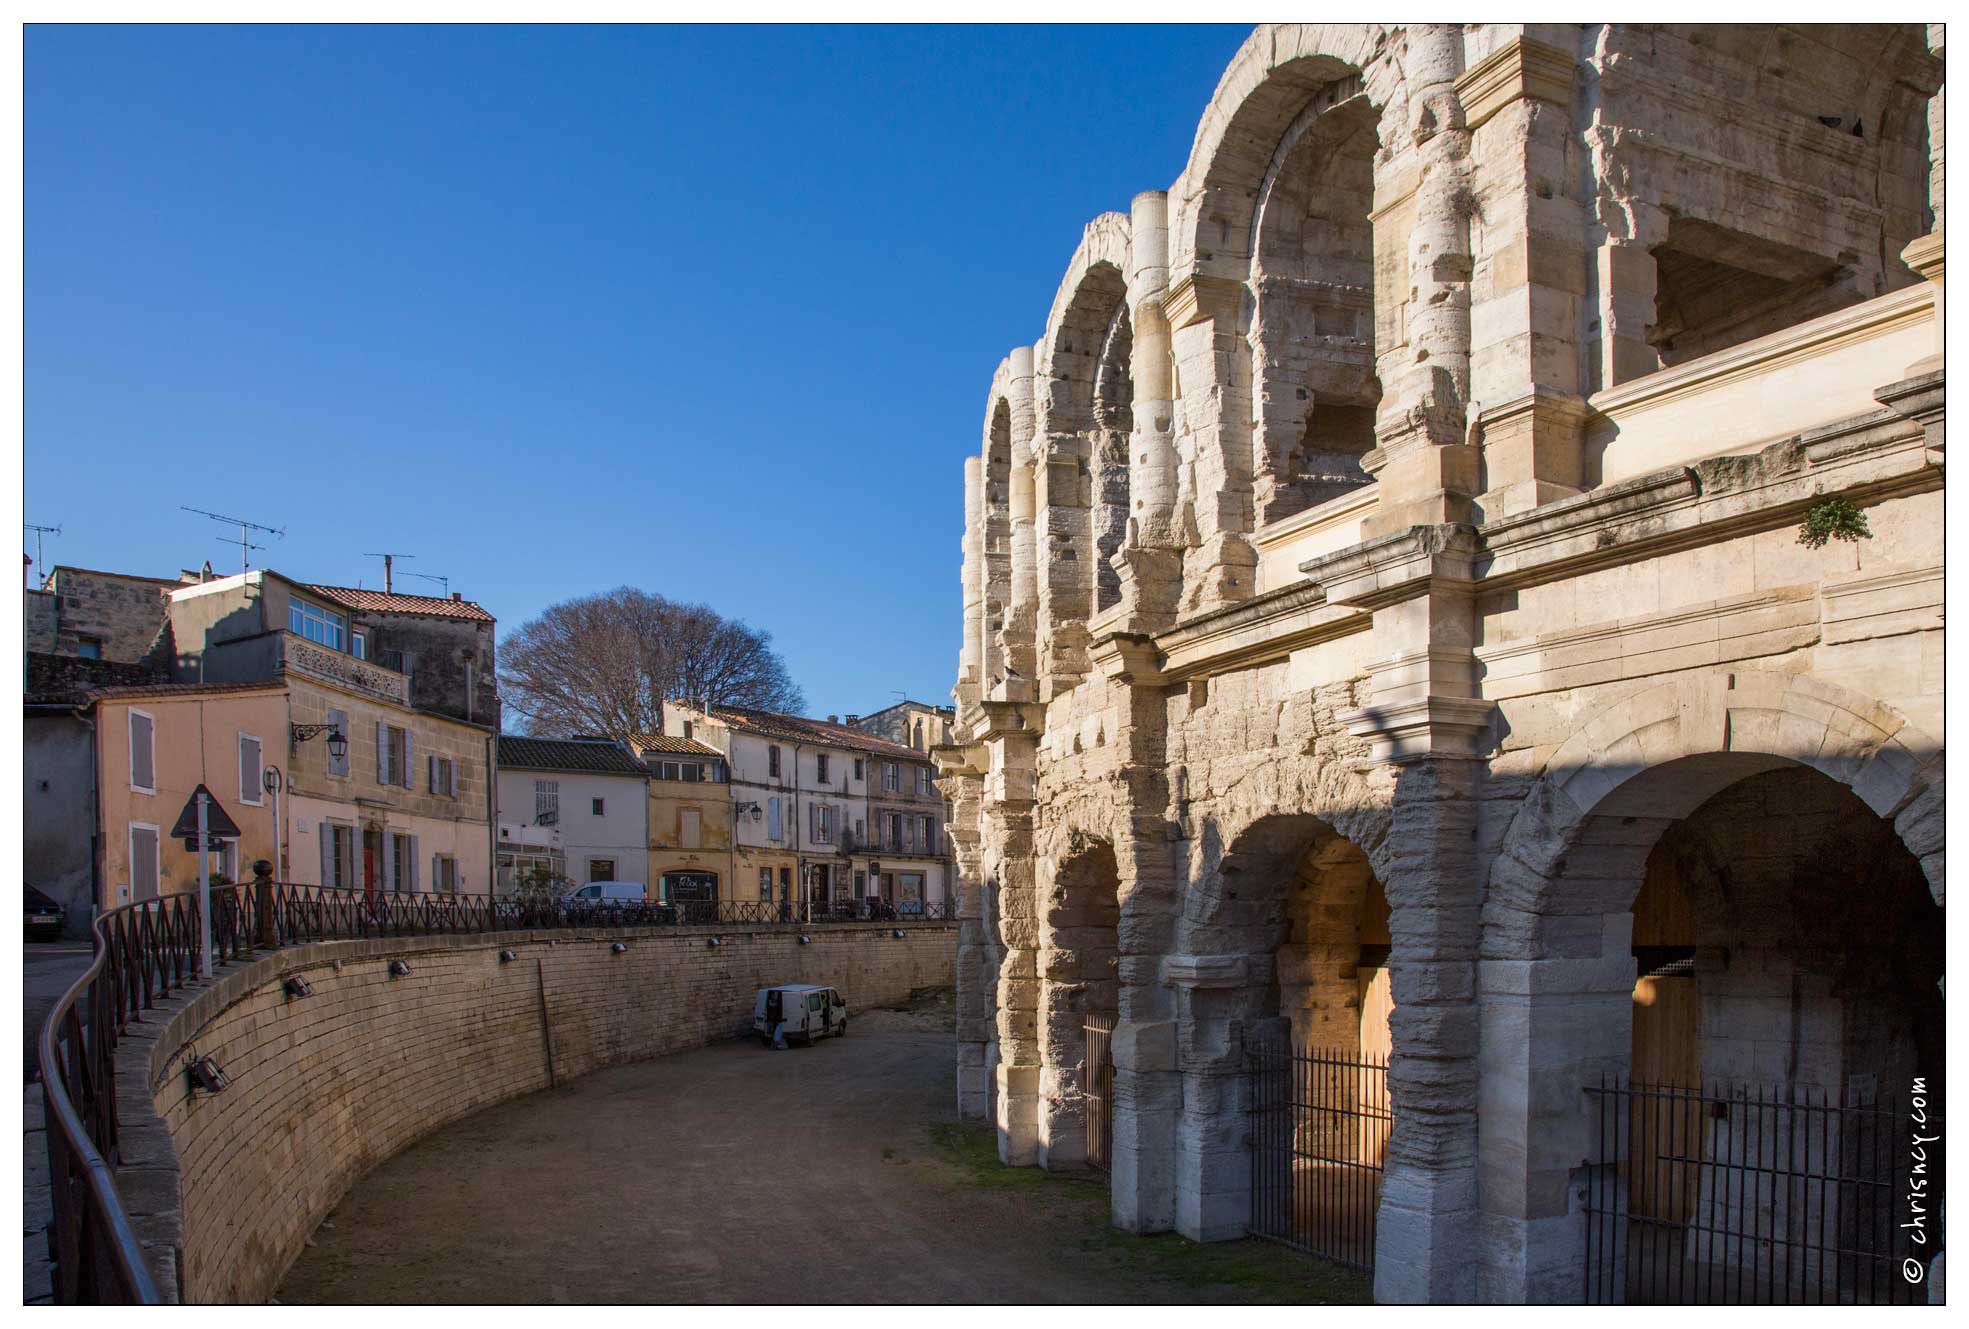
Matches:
[[183, 507, 284, 573], [24, 522, 60, 582], [361, 551, 415, 594], [400, 568, 450, 597]]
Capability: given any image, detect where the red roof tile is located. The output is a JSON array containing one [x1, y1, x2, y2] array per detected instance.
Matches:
[[305, 584, 494, 622]]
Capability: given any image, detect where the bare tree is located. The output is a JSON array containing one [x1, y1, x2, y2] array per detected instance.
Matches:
[[499, 587, 805, 738]]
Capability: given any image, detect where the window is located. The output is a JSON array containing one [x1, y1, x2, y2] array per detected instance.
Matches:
[[855, 817, 865, 845], [884, 812, 902, 850], [680, 808, 702, 849], [919, 815, 935, 852], [323, 823, 356, 889], [917, 767, 931, 795], [854, 871, 866, 899], [883, 762, 899, 792], [430, 755, 456, 797], [913, 719, 923, 748], [238, 733, 263, 805], [389, 833, 416, 892], [77, 637, 102, 660], [129, 824, 160, 901], [376, 723, 410, 788], [768, 745, 781, 778], [433, 855, 459, 894], [589, 858, 615, 883], [128, 710, 155, 793], [289, 599, 346, 650], [779, 866, 791, 890], [592, 797, 605, 816], [326, 708, 350, 778], [853, 757, 864, 781], [535, 779, 559, 824], [810, 803, 834, 844], [682, 763, 701, 782], [758, 868, 773, 901], [816, 753, 830, 784], [682, 720, 694, 740], [351, 629, 369, 660]]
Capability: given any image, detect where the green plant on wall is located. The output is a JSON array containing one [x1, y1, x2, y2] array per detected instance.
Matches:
[[1797, 496, 1872, 550]]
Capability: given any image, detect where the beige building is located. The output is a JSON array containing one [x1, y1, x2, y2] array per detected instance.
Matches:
[[943, 22, 1944, 1304], [629, 734, 737, 905]]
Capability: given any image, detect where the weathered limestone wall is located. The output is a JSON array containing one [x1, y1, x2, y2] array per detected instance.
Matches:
[[113, 924, 955, 1303]]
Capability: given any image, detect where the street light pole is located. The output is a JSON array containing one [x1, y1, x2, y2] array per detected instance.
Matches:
[[196, 790, 212, 978]]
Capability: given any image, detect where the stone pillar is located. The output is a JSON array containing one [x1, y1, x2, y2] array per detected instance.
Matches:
[[997, 347, 1040, 693], [1117, 190, 1184, 631], [1167, 267, 1257, 610], [959, 456, 983, 700], [1459, 32, 1591, 520], [980, 700, 1044, 1164], [1036, 366, 1094, 693], [1901, 24, 1944, 375], [1363, 24, 1479, 536], [1169, 951, 1274, 1241], [936, 752, 992, 1119]]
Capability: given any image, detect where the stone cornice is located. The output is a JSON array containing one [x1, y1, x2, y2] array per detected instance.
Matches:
[[1163, 954, 1250, 989], [1154, 583, 1367, 683], [1299, 523, 1484, 608], [1161, 272, 1244, 330], [1456, 36, 1577, 132]]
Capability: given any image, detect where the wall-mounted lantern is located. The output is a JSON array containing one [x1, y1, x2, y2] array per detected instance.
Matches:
[[283, 975, 313, 1000], [388, 959, 412, 978], [188, 1055, 230, 1095], [290, 723, 349, 764]]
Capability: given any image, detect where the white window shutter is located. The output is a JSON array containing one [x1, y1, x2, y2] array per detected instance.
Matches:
[[320, 822, 332, 887], [376, 722, 389, 782], [402, 731, 415, 789]]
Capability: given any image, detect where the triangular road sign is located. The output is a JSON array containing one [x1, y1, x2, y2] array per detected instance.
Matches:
[[170, 785, 242, 840]]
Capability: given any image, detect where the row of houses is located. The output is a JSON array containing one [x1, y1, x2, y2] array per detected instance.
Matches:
[[23, 561, 952, 936]]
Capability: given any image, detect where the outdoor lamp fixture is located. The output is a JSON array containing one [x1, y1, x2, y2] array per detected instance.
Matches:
[[283, 975, 314, 1000], [188, 1055, 230, 1095], [388, 959, 413, 978], [733, 801, 764, 823], [708, 937, 724, 948], [798, 935, 812, 945], [611, 942, 628, 955], [291, 723, 349, 763], [892, 929, 906, 940], [498, 949, 519, 964]]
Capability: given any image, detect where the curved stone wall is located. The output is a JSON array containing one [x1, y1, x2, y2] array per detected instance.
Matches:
[[109, 923, 955, 1303]]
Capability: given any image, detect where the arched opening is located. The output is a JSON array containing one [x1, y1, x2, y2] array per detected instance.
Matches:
[[1250, 85, 1383, 526], [1507, 747, 1944, 1304], [1037, 836, 1121, 1170], [1092, 302, 1133, 612], [1045, 259, 1133, 620]]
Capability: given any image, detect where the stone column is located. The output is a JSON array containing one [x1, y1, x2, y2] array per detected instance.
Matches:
[[1363, 24, 1479, 536], [1116, 190, 1184, 632], [997, 348, 1040, 693], [1900, 23, 1944, 375], [936, 751, 992, 1119], [980, 700, 1044, 1164]]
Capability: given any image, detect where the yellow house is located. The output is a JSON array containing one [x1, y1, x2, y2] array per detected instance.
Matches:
[[629, 734, 736, 905]]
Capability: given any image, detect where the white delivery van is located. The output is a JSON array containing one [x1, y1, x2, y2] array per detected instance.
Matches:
[[560, 881, 648, 910], [753, 984, 847, 1047]]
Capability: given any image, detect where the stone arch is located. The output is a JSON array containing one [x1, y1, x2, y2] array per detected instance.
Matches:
[[1475, 667, 1945, 1301], [1033, 827, 1123, 1169], [1170, 22, 1395, 285], [976, 380, 1015, 691]]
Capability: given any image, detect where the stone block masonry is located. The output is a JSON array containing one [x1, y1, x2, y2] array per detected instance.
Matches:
[[112, 922, 955, 1304]]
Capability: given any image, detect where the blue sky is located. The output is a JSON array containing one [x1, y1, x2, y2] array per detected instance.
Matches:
[[26, 23, 1251, 721]]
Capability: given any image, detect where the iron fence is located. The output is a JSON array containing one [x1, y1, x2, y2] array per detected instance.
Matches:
[[1246, 1045, 1392, 1271], [1085, 1013, 1115, 1172], [1583, 1078, 1942, 1304], [37, 874, 957, 1303]]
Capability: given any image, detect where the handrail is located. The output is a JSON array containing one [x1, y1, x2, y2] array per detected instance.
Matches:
[[36, 875, 956, 1302]]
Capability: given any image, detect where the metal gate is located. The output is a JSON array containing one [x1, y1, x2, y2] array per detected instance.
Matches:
[[1583, 1078, 1942, 1304], [1247, 1045, 1391, 1269], [1085, 1013, 1115, 1172]]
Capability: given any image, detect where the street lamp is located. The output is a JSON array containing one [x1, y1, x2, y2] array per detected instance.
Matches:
[[291, 723, 349, 763]]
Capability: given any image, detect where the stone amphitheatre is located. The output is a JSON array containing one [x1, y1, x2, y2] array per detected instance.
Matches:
[[935, 22, 1945, 1302]]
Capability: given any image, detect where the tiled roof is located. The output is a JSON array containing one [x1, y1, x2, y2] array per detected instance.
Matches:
[[25, 653, 168, 706], [306, 584, 495, 623], [496, 735, 647, 775], [628, 733, 725, 756], [703, 705, 927, 761], [89, 679, 287, 702]]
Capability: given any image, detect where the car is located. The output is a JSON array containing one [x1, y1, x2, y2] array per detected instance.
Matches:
[[558, 881, 649, 910], [752, 984, 847, 1048], [25, 885, 66, 941]]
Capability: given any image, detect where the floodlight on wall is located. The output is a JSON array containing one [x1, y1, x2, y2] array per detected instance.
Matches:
[[708, 937, 724, 948], [611, 942, 628, 954], [892, 929, 906, 939], [498, 949, 518, 963], [283, 975, 314, 1000], [798, 935, 812, 945], [388, 959, 413, 978], [188, 1055, 230, 1095]]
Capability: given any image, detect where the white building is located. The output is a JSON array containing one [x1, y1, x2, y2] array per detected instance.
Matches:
[[494, 736, 650, 890]]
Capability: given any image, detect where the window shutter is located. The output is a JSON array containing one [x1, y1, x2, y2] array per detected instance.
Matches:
[[383, 833, 395, 892], [376, 722, 389, 782], [402, 731, 415, 789], [320, 822, 332, 887], [428, 753, 437, 792], [433, 854, 441, 894], [409, 836, 420, 892], [767, 796, 781, 842], [448, 759, 457, 798], [130, 713, 154, 789]]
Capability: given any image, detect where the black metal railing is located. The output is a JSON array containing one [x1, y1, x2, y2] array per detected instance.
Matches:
[[37, 875, 958, 1303], [1246, 1045, 1392, 1271], [1584, 1078, 1943, 1304], [1085, 1013, 1115, 1172]]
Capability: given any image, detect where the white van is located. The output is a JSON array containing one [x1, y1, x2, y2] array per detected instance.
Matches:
[[753, 984, 847, 1047], [560, 881, 648, 910]]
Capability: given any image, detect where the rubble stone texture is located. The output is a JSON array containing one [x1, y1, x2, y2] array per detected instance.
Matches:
[[936, 23, 1945, 1303]]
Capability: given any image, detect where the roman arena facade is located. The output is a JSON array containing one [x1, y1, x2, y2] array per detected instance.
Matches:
[[935, 23, 1945, 1304]]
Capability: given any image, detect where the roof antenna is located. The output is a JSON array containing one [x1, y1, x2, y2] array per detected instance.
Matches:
[[24, 521, 60, 583], [182, 507, 284, 574], [399, 568, 450, 597], [361, 551, 416, 595]]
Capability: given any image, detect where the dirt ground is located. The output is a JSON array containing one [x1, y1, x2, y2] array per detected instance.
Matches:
[[276, 990, 1370, 1305]]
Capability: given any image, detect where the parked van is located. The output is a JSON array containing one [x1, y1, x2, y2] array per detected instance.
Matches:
[[560, 881, 648, 910], [753, 984, 847, 1047]]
